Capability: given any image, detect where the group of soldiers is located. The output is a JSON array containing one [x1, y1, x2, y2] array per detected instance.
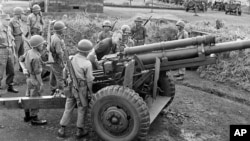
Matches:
[[0, 4, 188, 139]]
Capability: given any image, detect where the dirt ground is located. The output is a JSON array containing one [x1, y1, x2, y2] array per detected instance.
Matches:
[[1, 3, 250, 141]]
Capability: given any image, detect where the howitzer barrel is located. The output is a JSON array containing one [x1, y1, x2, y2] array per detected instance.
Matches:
[[137, 40, 250, 65], [125, 35, 215, 55]]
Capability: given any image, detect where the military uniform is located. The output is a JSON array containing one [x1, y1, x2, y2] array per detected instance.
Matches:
[[131, 26, 147, 46], [27, 13, 44, 36], [20, 49, 43, 115], [9, 17, 24, 58], [60, 54, 94, 128], [58, 39, 94, 138], [49, 33, 65, 93], [97, 31, 113, 43], [0, 21, 16, 91]]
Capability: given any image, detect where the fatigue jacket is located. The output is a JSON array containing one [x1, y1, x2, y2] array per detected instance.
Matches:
[[23, 49, 43, 75], [0, 24, 14, 48], [27, 13, 44, 32], [177, 29, 189, 40], [9, 17, 23, 36], [131, 26, 147, 40], [50, 34, 64, 66], [97, 31, 113, 42]]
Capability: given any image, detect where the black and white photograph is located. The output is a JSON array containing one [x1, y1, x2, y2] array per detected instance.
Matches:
[[0, 0, 250, 140]]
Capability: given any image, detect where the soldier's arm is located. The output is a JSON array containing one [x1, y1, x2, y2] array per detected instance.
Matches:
[[27, 15, 31, 36], [97, 32, 103, 43], [19, 54, 28, 75], [9, 21, 14, 36], [55, 40, 64, 65], [85, 61, 95, 94], [143, 27, 147, 39], [32, 58, 43, 86]]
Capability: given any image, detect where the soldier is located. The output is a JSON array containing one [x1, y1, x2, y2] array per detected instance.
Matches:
[[131, 16, 147, 46], [87, 30, 123, 68], [97, 20, 113, 43], [58, 39, 94, 138], [9, 7, 25, 72], [27, 4, 44, 36], [49, 21, 67, 95], [121, 24, 134, 48], [174, 20, 189, 80], [19, 35, 47, 125], [0, 14, 18, 93]]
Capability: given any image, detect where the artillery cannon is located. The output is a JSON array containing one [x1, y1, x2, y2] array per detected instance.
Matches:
[[1, 35, 250, 141], [225, 0, 242, 16]]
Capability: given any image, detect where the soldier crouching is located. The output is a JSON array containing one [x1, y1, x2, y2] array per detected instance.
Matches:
[[19, 35, 47, 125], [58, 39, 94, 139]]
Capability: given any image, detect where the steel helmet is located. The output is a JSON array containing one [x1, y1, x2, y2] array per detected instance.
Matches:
[[14, 7, 24, 15], [176, 20, 185, 28], [102, 20, 111, 27], [32, 4, 41, 12], [53, 21, 67, 31], [29, 35, 46, 48], [121, 25, 131, 34], [77, 39, 93, 53], [134, 16, 143, 22]]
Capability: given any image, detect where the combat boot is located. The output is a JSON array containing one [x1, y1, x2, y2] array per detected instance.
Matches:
[[57, 126, 66, 138], [30, 116, 47, 125], [7, 85, 18, 93], [76, 128, 88, 139], [23, 110, 32, 122]]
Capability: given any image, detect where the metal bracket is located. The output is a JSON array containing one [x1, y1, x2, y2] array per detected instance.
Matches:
[[153, 57, 161, 100], [197, 43, 206, 58]]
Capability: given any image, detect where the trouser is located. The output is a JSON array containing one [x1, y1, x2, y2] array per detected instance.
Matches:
[[0, 48, 15, 86], [14, 35, 24, 58], [50, 64, 64, 91], [25, 76, 41, 116], [60, 83, 88, 128], [133, 39, 145, 46]]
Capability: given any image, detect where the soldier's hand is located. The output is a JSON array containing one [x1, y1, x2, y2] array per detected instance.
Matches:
[[23, 69, 29, 77], [39, 84, 44, 93]]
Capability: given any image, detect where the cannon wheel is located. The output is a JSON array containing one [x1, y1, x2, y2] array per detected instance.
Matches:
[[158, 73, 175, 97], [88, 85, 150, 141]]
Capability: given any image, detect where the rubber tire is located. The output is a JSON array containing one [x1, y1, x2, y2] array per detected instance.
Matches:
[[158, 73, 175, 97], [89, 85, 150, 141]]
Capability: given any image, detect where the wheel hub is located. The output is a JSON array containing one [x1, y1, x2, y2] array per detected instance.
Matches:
[[102, 106, 129, 133]]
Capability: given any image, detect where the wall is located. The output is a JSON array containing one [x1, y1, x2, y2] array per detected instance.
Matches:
[[47, 0, 103, 13]]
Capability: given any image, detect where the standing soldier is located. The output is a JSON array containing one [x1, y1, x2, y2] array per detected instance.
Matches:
[[121, 24, 134, 48], [131, 16, 147, 46], [174, 20, 189, 80], [0, 14, 18, 93], [58, 39, 94, 138], [19, 35, 47, 125], [49, 21, 66, 95], [97, 20, 113, 43], [27, 4, 44, 36], [9, 7, 25, 71]]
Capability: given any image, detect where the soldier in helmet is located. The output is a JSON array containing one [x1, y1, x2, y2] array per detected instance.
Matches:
[[9, 7, 25, 71], [27, 4, 44, 36], [121, 24, 134, 48], [19, 35, 47, 125], [49, 21, 67, 95], [131, 16, 147, 46], [174, 20, 189, 80], [87, 30, 123, 70], [97, 20, 113, 43], [58, 39, 94, 139], [0, 14, 18, 93]]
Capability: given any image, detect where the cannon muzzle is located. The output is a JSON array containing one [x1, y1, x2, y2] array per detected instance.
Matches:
[[136, 39, 250, 65], [124, 35, 215, 55]]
